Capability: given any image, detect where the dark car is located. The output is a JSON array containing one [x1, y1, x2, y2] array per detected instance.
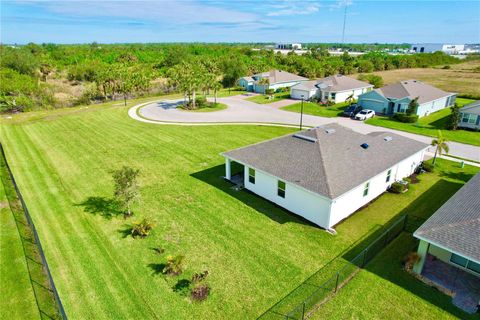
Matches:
[[342, 104, 362, 117]]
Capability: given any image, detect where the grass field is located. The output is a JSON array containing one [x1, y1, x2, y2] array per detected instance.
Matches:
[[246, 92, 291, 104], [366, 98, 480, 146], [367, 60, 480, 97], [179, 102, 228, 112], [1, 99, 478, 319], [281, 101, 350, 118]]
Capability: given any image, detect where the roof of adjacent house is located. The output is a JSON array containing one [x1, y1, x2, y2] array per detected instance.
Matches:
[[291, 75, 372, 92], [414, 173, 480, 263], [253, 70, 308, 85], [460, 100, 480, 115], [241, 76, 255, 82], [222, 123, 428, 199], [373, 80, 453, 104]]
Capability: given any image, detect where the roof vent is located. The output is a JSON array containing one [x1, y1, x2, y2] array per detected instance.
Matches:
[[361, 143, 369, 149], [325, 129, 335, 134], [384, 136, 393, 142], [293, 133, 317, 143]]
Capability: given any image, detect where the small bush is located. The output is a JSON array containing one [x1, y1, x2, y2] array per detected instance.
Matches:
[[403, 252, 421, 271], [163, 255, 185, 276], [422, 162, 434, 172], [393, 113, 419, 123], [442, 65, 451, 69], [131, 218, 154, 238], [265, 88, 274, 95], [389, 181, 407, 194], [195, 96, 207, 107], [191, 270, 209, 284], [191, 283, 210, 302], [232, 86, 246, 91]]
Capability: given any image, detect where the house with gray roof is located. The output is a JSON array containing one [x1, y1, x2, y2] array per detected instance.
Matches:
[[238, 70, 308, 94], [290, 75, 373, 103], [357, 80, 456, 117], [221, 123, 428, 230], [413, 173, 480, 276], [459, 100, 480, 130]]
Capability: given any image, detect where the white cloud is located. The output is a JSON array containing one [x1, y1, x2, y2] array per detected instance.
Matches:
[[266, 0, 321, 16], [329, 0, 353, 10]]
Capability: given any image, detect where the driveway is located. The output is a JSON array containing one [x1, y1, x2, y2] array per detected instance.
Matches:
[[129, 96, 480, 162]]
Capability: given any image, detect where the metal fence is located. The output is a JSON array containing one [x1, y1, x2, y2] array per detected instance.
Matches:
[[281, 214, 425, 320], [0, 143, 67, 319]]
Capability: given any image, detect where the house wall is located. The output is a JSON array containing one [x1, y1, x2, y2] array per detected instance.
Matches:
[[291, 88, 317, 100], [329, 149, 425, 228], [428, 243, 452, 263], [324, 87, 372, 103], [417, 96, 451, 117], [238, 78, 253, 91], [243, 165, 332, 228], [458, 112, 480, 129], [358, 90, 389, 113]]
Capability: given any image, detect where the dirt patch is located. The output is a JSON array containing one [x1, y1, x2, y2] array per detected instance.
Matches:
[[0, 200, 9, 210]]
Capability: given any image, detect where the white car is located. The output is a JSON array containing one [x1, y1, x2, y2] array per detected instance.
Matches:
[[355, 109, 375, 120]]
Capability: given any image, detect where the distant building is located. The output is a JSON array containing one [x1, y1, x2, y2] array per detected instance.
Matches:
[[275, 43, 302, 50], [410, 43, 479, 55], [238, 70, 308, 94]]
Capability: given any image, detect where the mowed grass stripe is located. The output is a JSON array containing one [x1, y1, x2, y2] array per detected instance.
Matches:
[[20, 124, 160, 319]]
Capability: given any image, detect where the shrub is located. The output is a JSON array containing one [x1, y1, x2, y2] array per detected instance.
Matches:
[[442, 65, 451, 69], [403, 252, 421, 271], [131, 218, 154, 238], [265, 88, 274, 95], [422, 162, 434, 172], [389, 181, 407, 194], [191, 283, 210, 302], [163, 255, 185, 276], [393, 112, 419, 123], [195, 96, 207, 107], [191, 270, 209, 284], [232, 86, 246, 91]]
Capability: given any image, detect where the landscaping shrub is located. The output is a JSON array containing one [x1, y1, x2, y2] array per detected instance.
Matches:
[[131, 218, 154, 238], [195, 96, 207, 107], [191, 283, 210, 302], [265, 88, 275, 95], [163, 255, 185, 276], [389, 181, 407, 194], [393, 113, 419, 123], [403, 252, 421, 272], [232, 86, 246, 91], [422, 162, 434, 172]]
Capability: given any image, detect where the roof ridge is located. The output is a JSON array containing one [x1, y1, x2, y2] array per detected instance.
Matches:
[[314, 128, 333, 198]]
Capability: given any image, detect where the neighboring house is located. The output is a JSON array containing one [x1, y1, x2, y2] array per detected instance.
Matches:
[[413, 173, 480, 277], [459, 100, 480, 130], [290, 75, 373, 103], [238, 70, 308, 94], [357, 80, 456, 117], [222, 123, 428, 230]]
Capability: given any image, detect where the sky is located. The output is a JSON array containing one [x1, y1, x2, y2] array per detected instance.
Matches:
[[1, 0, 479, 44]]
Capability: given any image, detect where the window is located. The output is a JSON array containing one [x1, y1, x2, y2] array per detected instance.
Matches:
[[450, 253, 468, 268], [363, 182, 370, 197], [248, 168, 255, 184], [277, 180, 286, 198], [469, 114, 477, 124], [331, 93, 336, 100], [462, 113, 477, 124], [386, 169, 392, 183], [467, 260, 480, 274]]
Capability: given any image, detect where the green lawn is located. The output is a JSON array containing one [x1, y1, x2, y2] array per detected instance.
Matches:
[[366, 98, 480, 146], [1, 101, 478, 319], [281, 101, 350, 118], [179, 102, 228, 113], [245, 92, 291, 104]]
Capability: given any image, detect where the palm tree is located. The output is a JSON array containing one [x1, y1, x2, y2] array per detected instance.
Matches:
[[431, 130, 449, 166], [345, 93, 354, 105], [212, 81, 222, 105], [258, 78, 270, 94]]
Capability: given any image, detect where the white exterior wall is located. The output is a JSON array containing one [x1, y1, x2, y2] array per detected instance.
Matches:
[[291, 88, 316, 100], [428, 243, 452, 263], [417, 96, 449, 117], [322, 87, 372, 103], [329, 149, 425, 228], [243, 166, 332, 228]]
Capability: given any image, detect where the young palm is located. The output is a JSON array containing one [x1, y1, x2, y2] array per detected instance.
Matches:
[[431, 130, 449, 166]]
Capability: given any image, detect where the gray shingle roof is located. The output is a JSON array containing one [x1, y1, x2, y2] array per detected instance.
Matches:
[[222, 123, 428, 199], [461, 100, 480, 115], [291, 75, 372, 92], [253, 70, 308, 85], [375, 80, 453, 104], [414, 173, 480, 263]]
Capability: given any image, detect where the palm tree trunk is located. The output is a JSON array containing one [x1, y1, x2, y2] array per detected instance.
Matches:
[[432, 146, 438, 166], [214, 88, 217, 104], [192, 89, 196, 109]]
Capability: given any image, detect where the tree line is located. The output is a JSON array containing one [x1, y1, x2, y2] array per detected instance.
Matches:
[[0, 43, 462, 113]]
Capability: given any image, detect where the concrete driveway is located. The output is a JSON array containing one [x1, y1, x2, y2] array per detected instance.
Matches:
[[129, 96, 480, 162]]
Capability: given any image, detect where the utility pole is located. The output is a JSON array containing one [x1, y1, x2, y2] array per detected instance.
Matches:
[[341, 4, 347, 45], [300, 95, 304, 130]]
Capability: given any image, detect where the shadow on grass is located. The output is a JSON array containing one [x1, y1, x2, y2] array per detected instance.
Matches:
[[190, 164, 315, 227], [76, 196, 123, 219], [118, 225, 133, 238], [341, 179, 475, 319], [172, 279, 192, 296], [147, 263, 167, 276]]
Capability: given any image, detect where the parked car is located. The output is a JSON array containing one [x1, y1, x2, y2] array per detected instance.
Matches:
[[355, 109, 375, 120], [343, 104, 362, 117]]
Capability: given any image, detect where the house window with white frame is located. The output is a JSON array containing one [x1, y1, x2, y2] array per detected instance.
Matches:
[[386, 169, 392, 183], [450, 253, 480, 274], [277, 180, 286, 198], [363, 182, 370, 197], [462, 113, 477, 124], [248, 168, 255, 184]]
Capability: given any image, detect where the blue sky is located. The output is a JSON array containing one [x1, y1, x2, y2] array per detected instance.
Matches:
[[1, 0, 479, 44]]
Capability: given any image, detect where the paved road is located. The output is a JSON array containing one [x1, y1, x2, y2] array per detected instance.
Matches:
[[129, 96, 480, 162]]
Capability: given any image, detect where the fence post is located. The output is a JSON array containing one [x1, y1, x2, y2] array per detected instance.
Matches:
[[302, 302, 306, 320], [335, 272, 340, 293]]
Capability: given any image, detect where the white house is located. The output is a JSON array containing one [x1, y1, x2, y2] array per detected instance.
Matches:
[[290, 75, 373, 102], [238, 70, 308, 94], [357, 80, 456, 117], [459, 100, 480, 130], [222, 123, 428, 230], [276, 43, 302, 50]]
